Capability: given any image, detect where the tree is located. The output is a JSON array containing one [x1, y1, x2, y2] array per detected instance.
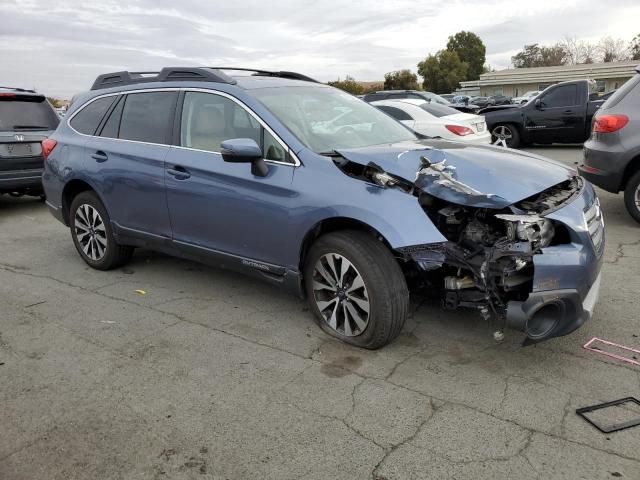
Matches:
[[47, 97, 62, 108], [446, 31, 486, 80], [629, 34, 640, 60], [383, 69, 419, 90], [560, 36, 597, 64], [417, 50, 468, 94], [511, 43, 567, 68], [539, 44, 567, 67], [327, 76, 364, 95], [512, 44, 542, 68], [597, 36, 628, 62]]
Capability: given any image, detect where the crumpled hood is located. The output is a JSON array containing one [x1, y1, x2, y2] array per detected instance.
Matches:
[[336, 140, 574, 208]]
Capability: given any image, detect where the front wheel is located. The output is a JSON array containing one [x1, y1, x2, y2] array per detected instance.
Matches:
[[303, 230, 409, 349], [69, 191, 133, 270], [491, 124, 520, 148], [624, 170, 640, 224]]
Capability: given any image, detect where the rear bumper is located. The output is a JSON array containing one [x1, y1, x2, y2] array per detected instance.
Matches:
[[579, 141, 628, 193], [0, 168, 44, 193]]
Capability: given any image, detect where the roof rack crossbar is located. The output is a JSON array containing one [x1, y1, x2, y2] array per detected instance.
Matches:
[[209, 67, 319, 83], [90, 67, 237, 90]]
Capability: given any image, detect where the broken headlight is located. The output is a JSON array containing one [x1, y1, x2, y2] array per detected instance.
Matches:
[[495, 214, 555, 248]]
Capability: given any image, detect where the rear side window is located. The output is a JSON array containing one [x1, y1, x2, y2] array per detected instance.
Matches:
[[0, 95, 60, 132], [118, 92, 177, 144], [70, 96, 117, 135], [541, 85, 578, 107], [99, 96, 124, 138], [376, 105, 413, 121], [420, 103, 459, 118], [600, 75, 640, 110]]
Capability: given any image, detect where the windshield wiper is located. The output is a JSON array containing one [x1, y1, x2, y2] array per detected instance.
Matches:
[[12, 125, 51, 130]]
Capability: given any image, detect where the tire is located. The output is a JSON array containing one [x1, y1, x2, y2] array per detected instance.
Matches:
[[623, 170, 640, 224], [491, 124, 520, 148], [69, 191, 133, 270], [303, 230, 409, 349]]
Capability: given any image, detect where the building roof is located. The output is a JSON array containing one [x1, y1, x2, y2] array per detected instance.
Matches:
[[462, 60, 639, 87]]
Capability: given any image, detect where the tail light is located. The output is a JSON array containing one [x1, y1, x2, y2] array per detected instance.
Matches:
[[592, 114, 628, 133], [41, 138, 57, 160], [445, 125, 474, 136]]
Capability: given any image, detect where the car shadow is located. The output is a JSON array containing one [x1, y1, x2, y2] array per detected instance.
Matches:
[[0, 194, 45, 215]]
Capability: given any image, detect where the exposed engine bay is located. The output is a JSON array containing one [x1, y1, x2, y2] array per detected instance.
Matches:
[[332, 151, 584, 340]]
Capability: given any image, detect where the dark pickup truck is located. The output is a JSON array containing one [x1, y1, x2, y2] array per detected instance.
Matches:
[[481, 80, 604, 148]]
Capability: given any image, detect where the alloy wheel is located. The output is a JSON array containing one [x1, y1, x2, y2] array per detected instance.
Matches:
[[492, 125, 513, 146], [312, 253, 370, 337], [635, 183, 640, 210], [74, 204, 107, 261]]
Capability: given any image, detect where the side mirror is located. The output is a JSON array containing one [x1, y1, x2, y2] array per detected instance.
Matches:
[[534, 98, 542, 109], [220, 138, 268, 177]]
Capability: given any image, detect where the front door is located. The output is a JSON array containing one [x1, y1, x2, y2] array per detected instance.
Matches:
[[526, 84, 583, 143], [165, 91, 296, 267]]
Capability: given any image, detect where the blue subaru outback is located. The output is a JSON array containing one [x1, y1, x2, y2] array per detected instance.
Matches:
[[42, 67, 604, 348]]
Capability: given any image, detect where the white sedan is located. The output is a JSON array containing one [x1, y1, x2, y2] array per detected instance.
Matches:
[[371, 98, 491, 144]]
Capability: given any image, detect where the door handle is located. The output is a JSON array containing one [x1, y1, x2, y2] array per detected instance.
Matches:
[[167, 165, 191, 180], [91, 151, 108, 163], [563, 110, 575, 114]]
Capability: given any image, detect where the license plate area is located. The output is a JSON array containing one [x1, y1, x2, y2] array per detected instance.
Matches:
[[0, 142, 41, 158]]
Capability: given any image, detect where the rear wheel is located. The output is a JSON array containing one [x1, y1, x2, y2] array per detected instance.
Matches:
[[303, 230, 409, 349], [491, 124, 520, 148], [623, 170, 640, 224], [69, 191, 133, 270]]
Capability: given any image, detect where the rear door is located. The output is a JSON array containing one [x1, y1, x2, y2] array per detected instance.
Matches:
[[83, 90, 176, 238], [164, 90, 296, 266]]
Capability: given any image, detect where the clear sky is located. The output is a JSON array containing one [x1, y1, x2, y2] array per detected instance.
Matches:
[[1, 0, 639, 98]]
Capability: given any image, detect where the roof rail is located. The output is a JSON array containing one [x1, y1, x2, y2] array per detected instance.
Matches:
[[210, 67, 319, 83], [90, 67, 237, 90]]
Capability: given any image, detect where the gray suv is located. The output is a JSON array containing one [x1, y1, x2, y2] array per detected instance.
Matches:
[[0, 87, 59, 196], [580, 65, 640, 223]]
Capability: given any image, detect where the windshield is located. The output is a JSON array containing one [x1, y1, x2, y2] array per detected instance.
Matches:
[[252, 86, 417, 153], [0, 96, 60, 131]]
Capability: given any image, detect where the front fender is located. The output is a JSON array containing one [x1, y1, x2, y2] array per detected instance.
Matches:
[[286, 156, 446, 269]]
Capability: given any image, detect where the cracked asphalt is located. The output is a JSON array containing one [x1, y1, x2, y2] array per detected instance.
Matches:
[[1, 146, 639, 479]]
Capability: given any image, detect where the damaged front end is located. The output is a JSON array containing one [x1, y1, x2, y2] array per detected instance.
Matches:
[[333, 145, 603, 344]]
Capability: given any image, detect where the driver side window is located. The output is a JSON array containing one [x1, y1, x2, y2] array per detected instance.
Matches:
[[541, 85, 578, 108], [180, 92, 289, 162]]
